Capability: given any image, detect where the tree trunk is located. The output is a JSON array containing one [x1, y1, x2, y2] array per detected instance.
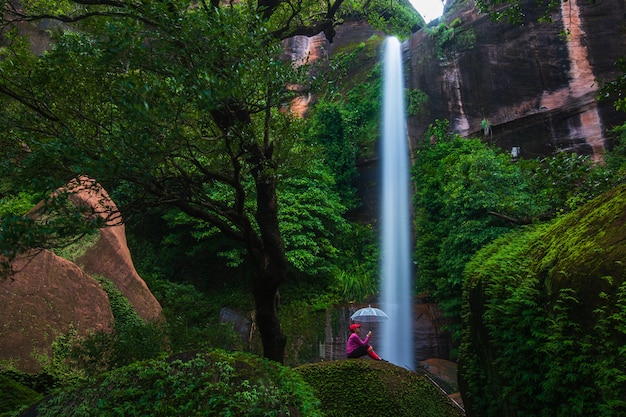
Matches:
[[253, 277, 286, 363], [250, 165, 288, 363]]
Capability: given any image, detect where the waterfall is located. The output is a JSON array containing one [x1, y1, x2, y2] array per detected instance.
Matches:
[[380, 37, 414, 370]]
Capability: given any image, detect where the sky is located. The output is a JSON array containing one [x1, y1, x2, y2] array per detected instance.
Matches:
[[410, 0, 445, 23]]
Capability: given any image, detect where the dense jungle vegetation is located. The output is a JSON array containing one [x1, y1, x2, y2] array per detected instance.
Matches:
[[1, 0, 626, 415]]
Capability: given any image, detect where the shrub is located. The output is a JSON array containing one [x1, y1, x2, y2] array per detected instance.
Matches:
[[32, 350, 322, 417], [0, 374, 42, 416]]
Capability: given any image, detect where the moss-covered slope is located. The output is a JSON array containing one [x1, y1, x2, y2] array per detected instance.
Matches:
[[460, 184, 626, 417], [296, 359, 464, 417]]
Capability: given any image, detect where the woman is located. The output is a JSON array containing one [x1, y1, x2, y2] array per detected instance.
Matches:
[[346, 323, 383, 360]]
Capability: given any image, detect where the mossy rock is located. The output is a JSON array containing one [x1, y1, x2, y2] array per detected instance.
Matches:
[[527, 184, 626, 316], [0, 374, 42, 416], [460, 184, 626, 417], [21, 350, 322, 417], [295, 359, 464, 417]]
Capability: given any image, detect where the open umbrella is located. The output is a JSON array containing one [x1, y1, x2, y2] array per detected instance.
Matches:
[[350, 305, 389, 323]]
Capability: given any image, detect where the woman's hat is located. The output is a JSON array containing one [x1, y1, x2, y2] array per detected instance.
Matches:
[[349, 323, 362, 331]]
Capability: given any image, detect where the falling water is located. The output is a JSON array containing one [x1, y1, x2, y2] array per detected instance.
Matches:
[[379, 37, 414, 370]]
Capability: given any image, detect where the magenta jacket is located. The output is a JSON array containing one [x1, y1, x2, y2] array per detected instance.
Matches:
[[346, 332, 370, 356]]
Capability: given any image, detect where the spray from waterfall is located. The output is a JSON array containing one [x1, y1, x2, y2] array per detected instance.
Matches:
[[379, 36, 414, 370]]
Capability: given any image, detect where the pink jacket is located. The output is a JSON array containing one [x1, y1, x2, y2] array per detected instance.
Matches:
[[346, 332, 370, 356]]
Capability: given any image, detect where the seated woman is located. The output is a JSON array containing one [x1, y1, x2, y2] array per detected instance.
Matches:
[[346, 323, 383, 361]]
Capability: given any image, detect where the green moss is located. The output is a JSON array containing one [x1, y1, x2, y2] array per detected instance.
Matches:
[[461, 184, 626, 416], [50, 230, 100, 262], [526, 185, 626, 311], [296, 360, 464, 417]]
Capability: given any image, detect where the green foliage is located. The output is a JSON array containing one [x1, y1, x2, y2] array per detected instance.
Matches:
[[599, 57, 626, 113], [412, 120, 528, 333], [0, 192, 40, 217], [279, 300, 327, 366], [278, 160, 352, 275], [526, 151, 614, 213], [312, 36, 383, 160], [51, 231, 100, 263], [0, 374, 42, 416], [475, 0, 564, 24], [426, 19, 475, 59], [39, 277, 168, 384], [407, 88, 429, 116], [313, 222, 379, 305], [333, 268, 379, 302], [413, 119, 626, 340], [337, 0, 422, 39], [34, 350, 322, 417], [461, 186, 626, 416], [145, 276, 246, 353], [306, 102, 360, 208], [296, 360, 464, 417]]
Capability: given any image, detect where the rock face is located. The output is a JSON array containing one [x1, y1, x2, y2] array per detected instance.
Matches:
[[69, 179, 163, 323], [0, 178, 162, 373], [406, 0, 626, 160], [0, 250, 115, 373]]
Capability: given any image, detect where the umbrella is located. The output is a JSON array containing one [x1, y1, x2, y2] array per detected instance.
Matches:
[[350, 305, 389, 323]]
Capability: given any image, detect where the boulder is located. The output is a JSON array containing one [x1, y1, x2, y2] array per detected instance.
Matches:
[[67, 178, 163, 323], [0, 250, 114, 373], [459, 184, 626, 416], [0, 177, 162, 372]]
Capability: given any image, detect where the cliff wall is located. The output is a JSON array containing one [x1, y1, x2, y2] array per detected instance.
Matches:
[[406, 0, 626, 160]]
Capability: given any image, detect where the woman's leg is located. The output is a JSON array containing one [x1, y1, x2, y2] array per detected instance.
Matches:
[[366, 346, 381, 360]]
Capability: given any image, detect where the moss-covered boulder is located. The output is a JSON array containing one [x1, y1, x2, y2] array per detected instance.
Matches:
[[459, 184, 626, 417], [295, 359, 464, 417], [20, 350, 322, 417]]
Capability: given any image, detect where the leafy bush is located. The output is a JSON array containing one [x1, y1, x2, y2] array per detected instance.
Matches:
[[412, 120, 528, 336], [33, 350, 322, 417], [137, 271, 249, 354], [412, 120, 624, 340], [426, 19, 475, 59], [0, 374, 41, 416]]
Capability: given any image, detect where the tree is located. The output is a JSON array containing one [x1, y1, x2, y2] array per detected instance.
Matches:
[[412, 121, 534, 336], [0, 0, 368, 363], [0, 0, 422, 363]]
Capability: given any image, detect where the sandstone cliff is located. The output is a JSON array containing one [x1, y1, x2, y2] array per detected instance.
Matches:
[[407, 0, 626, 160]]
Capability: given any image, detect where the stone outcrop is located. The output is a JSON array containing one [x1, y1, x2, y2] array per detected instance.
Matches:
[[68, 178, 163, 323], [0, 250, 115, 373], [406, 0, 626, 160], [283, 0, 626, 161], [0, 178, 162, 372]]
